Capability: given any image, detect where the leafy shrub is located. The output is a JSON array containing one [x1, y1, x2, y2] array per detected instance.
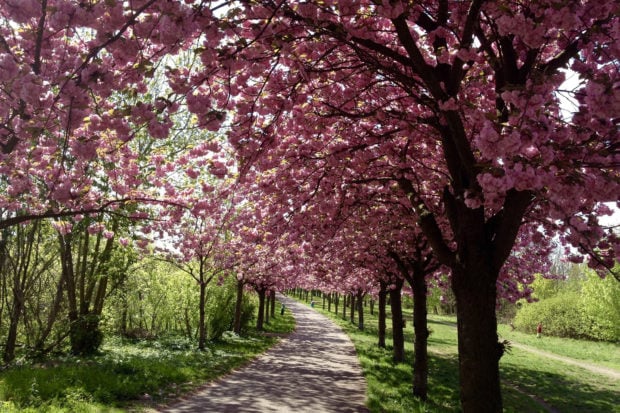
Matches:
[[514, 292, 585, 339], [238, 295, 256, 334], [70, 316, 104, 355], [206, 278, 237, 341], [206, 278, 256, 340], [515, 270, 620, 342]]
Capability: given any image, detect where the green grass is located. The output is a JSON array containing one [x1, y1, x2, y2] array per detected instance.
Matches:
[[298, 296, 620, 413], [0, 301, 296, 412], [498, 323, 620, 369]]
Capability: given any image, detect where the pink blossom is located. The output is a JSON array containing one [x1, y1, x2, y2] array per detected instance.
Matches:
[[52, 221, 73, 235]]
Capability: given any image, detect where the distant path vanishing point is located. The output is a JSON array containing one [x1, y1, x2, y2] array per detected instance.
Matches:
[[159, 294, 368, 413]]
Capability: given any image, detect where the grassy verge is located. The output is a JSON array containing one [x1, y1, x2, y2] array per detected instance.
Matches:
[[497, 323, 620, 369], [296, 296, 619, 413], [0, 301, 295, 412]]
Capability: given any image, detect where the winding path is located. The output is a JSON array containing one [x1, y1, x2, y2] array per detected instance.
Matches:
[[159, 294, 368, 413]]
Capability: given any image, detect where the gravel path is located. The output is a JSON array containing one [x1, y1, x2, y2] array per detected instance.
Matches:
[[159, 294, 368, 412]]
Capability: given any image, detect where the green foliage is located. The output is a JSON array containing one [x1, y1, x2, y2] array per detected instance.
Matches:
[[70, 316, 104, 356], [514, 292, 585, 338], [530, 275, 566, 300], [515, 267, 620, 342], [579, 270, 620, 341], [205, 279, 236, 341]]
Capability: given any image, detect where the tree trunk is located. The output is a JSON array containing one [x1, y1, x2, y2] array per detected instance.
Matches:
[[357, 291, 364, 330], [3, 296, 23, 363], [264, 291, 270, 325], [198, 281, 207, 350], [378, 281, 387, 348], [342, 294, 347, 320], [256, 288, 266, 331], [33, 274, 65, 354], [328, 293, 332, 312], [412, 269, 429, 401], [270, 290, 276, 318], [453, 266, 503, 412], [335, 293, 339, 315], [233, 279, 244, 334], [390, 279, 405, 363], [370, 299, 374, 316], [349, 293, 355, 323]]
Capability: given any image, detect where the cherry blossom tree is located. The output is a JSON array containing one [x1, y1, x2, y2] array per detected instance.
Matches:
[[0, 0, 212, 229], [4, 2, 619, 411], [189, 2, 619, 411]]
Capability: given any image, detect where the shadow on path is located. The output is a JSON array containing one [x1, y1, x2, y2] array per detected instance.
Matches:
[[159, 295, 368, 412]]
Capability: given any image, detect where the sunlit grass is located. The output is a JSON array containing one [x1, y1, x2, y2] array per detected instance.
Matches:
[[497, 322, 620, 369], [298, 295, 620, 413], [0, 300, 295, 412]]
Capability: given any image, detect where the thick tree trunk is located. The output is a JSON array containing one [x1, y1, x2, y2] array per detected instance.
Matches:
[[378, 281, 387, 348], [270, 290, 276, 318], [389, 279, 405, 362], [370, 299, 374, 316], [233, 279, 244, 334], [342, 294, 347, 320], [412, 269, 429, 401], [453, 267, 503, 412], [328, 293, 332, 312], [264, 291, 270, 325]]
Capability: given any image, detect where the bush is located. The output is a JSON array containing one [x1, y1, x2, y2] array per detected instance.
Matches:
[[70, 316, 104, 355], [206, 287, 235, 341], [205, 277, 258, 341], [238, 294, 256, 335], [514, 292, 586, 339]]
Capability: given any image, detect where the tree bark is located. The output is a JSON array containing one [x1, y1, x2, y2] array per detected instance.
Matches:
[[3, 293, 23, 363], [334, 293, 339, 315], [412, 268, 429, 400], [198, 281, 207, 350], [389, 279, 405, 363], [378, 281, 387, 348], [256, 287, 266, 331], [356, 291, 364, 330], [233, 279, 244, 334], [349, 293, 355, 323], [453, 266, 503, 413], [270, 290, 276, 318]]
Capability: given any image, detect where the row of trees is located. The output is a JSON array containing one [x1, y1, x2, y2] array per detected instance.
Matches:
[[1, 2, 618, 412]]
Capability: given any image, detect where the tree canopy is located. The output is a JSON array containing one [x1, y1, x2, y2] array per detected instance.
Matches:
[[1, 1, 618, 412]]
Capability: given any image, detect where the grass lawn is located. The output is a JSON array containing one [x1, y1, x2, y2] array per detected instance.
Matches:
[[299, 295, 620, 413], [0, 304, 295, 412]]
